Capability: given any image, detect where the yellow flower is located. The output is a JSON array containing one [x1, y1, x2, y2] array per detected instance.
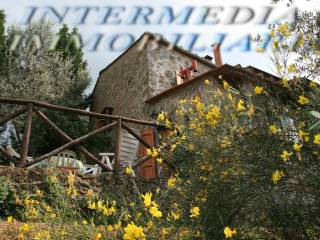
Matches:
[[125, 167, 134, 176], [167, 176, 177, 189], [146, 148, 152, 156], [141, 192, 152, 207], [87, 201, 96, 210], [280, 150, 293, 162], [146, 220, 154, 229], [20, 224, 30, 232], [165, 119, 172, 128], [288, 64, 297, 73], [293, 143, 303, 152], [272, 170, 285, 184], [309, 81, 318, 88], [96, 200, 104, 211], [281, 79, 290, 88], [236, 100, 245, 111], [277, 22, 290, 37], [157, 157, 163, 164], [298, 95, 309, 105], [204, 79, 210, 85], [269, 125, 277, 135], [157, 112, 165, 121], [82, 220, 88, 225], [170, 143, 177, 152], [35, 189, 43, 197], [190, 207, 200, 218], [107, 225, 114, 232], [151, 147, 158, 158], [123, 222, 146, 240], [167, 211, 181, 221], [7, 216, 15, 223], [94, 233, 102, 240], [49, 175, 58, 183], [223, 80, 230, 90], [314, 134, 320, 145], [224, 227, 237, 238], [149, 206, 162, 218], [114, 222, 122, 231], [103, 206, 116, 216], [179, 99, 187, 104], [254, 86, 264, 94], [298, 130, 309, 142], [206, 105, 221, 126]]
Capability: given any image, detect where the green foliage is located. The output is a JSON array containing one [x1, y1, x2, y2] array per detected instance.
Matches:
[[54, 24, 86, 77], [0, 9, 7, 76], [0, 18, 106, 158], [0, 176, 19, 216]]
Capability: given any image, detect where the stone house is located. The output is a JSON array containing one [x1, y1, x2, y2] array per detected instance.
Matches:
[[91, 32, 277, 123], [91, 32, 279, 178]]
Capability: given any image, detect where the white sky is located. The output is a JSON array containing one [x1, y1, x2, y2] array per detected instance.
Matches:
[[0, 0, 319, 90]]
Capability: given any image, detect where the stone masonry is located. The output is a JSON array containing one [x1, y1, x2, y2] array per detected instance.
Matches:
[[91, 33, 215, 123]]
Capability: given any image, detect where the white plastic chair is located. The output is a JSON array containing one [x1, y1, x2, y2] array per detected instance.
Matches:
[[84, 153, 114, 175]]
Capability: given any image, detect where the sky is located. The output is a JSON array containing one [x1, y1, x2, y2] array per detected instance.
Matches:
[[0, 0, 319, 89]]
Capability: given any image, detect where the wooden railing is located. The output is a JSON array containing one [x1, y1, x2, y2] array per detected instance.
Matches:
[[0, 98, 174, 174]]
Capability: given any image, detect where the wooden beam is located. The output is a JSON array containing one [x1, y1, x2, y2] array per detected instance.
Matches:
[[0, 146, 16, 163], [0, 107, 27, 126], [114, 118, 122, 174], [122, 124, 152, 149], [34, 109, 112, 171], [133, 155, 152, 169], [0, 98, 167, 128], [19, 103, 33, 166], [23, 121, 117, 168]]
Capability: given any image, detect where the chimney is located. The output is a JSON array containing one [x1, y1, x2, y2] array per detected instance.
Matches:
[[212, 43, 222, 66]]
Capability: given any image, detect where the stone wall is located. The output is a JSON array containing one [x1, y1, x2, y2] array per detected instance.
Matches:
[[92, 38, 214, 123], [147, 44, 212, 98], [146, 74, 222, 118], [0, 167, 162, 196], [92, 42, 150, 121]]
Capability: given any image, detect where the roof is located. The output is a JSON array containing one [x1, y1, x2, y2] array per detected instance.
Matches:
[[145, 64, 280, 104], [91, 32, 218, 97]]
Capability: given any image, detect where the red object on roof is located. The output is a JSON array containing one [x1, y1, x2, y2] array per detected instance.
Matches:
[[179, 60, 198, 80]]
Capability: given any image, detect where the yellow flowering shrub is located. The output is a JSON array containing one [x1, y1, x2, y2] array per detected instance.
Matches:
[[155, 67, 320, 239]]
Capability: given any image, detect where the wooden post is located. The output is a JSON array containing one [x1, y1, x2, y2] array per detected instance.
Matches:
[[114, 117, 122, 174], [153, 127, 160, 178], [19, 103, 33, 166]]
